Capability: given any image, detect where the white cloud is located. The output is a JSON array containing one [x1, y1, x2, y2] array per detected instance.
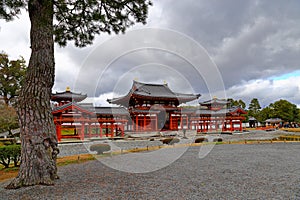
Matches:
[[226, 75, 300, 108], [1, 1, 300, 107], [0, 11, 30, 61], [81, 92, 117, 107]]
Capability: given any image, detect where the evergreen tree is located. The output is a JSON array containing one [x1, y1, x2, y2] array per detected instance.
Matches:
[[271, 99, 298, 122], [0, 52, 26, 106], [248, 98, 261, 118], [0, 102, 19, 133], [1, 0, 152, 189]]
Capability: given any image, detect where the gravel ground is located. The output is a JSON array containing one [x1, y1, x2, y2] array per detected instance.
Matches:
[[58, 140, 164, 157], [57, 130, 294, 157], [1, 142, 300, 199]]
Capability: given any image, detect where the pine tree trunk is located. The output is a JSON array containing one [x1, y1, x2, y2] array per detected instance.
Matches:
[[6, 0, 59, 189]]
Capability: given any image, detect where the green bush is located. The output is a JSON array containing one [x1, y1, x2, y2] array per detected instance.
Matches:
[[0, 144, 21, 168], [194, 137, 208, 143], [90, 144, 111, 155], [0, 138, 16, 146], [161, 138, 180, 145], [213, 138, 223, 142]]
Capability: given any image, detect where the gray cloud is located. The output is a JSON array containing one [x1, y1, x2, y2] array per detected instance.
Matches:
[[1, 0, 300, 107]]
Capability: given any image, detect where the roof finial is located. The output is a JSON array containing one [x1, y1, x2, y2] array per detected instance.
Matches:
[[134, 77, 138, 81], [66, 86, 71, 92], [163, 80, 167, 84]]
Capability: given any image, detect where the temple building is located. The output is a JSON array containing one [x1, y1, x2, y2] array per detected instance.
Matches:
[[191, 97, 247, 132], [107, 80, 200, 131], [51, 82, 246, 142], [51, 87, 128, 141], [51, 86, 87, 106]]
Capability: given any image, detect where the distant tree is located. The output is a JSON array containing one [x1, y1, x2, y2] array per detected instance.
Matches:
[[269, 99, 298, 122], [257, 106, 273, 123], [257, 100, 300, 123], [248, 98, 261, 118], [0, 102, 18, 133], [296, 108, 300, 123], [227, 98, 246, 109], [238, 99, 246, 109], [0, 52, 26, 106], [1, 0, 152, 189], [227, 98, 235, 106]]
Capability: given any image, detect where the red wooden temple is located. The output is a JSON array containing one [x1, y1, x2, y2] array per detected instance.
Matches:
[[191, 97, 247, 132], [51, 87, 128, 141], [52, 82, 247, 142], [107, 80, 201, 132]]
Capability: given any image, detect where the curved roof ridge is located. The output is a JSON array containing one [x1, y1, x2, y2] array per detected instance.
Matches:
[[133, 80, 168, 86]]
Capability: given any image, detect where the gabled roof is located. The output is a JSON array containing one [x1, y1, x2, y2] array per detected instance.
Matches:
[[228, 106, 247, 115], [195, 108, 228, 116], [52, 102, 129, 117], [51, 87, 87, 102], [265, 118, 282, 123], [52, 102, 94, 115], [200, 97, 229, 106], [94, 107, 129, 116], [195, 106, 247, 116], [249, 117, 257, 121], [130, 109, 160, 114], [107, 80, 200, 106]]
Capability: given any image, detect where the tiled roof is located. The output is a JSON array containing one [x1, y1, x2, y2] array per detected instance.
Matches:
[[52, 102, 94, 115], [195, 106, 247, 116], [200, 98, 229, 105], [51, 91, 87, 102], [265, 118, 282, 123], [108, 80, 200, 105], [195, 109, 228, 116], [52, 102, 129, 117], [130, 109, 160, 114], [94, 107, 129, 116]]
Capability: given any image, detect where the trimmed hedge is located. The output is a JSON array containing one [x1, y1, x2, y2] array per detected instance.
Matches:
[[194, 137, 208, 143], [161, 138, 180, 145], [0, 144, 21, 168], [90, 144, 111, 155], [213, 138, 223, 142]]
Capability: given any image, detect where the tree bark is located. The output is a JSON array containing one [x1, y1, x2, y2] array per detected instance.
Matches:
[[6, 0, 59, 189]]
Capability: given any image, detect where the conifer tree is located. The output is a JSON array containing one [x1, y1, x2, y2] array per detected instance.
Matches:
[[1, 0, 152, 189]]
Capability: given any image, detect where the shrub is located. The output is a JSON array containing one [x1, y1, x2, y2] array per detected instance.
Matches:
[[194, 137, 208, 143], [90, 144, 111, 155], [161, 138, 180, 145], [0, 144, 21, 168], [213, 138, 223, 142], [0, 138, 16, 146]]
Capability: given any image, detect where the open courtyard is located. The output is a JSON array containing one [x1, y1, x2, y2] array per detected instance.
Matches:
[[1, 137, 299, 199]]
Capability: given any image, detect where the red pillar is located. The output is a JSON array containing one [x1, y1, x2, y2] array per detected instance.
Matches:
[[155, 114, 158, 131], [56, 124, 62, 142], [80, 123, 85, 141], [121, 125, 124, 137], [186, 116, 188, 130], [88, 123, 91, 138], [180, 115, 183, 130], [111, 123, 114, 138], [135, 115, 138, 131], [239, 121, 242, 131], [143, 115, 146, 131], [100, 123, 103, 138]]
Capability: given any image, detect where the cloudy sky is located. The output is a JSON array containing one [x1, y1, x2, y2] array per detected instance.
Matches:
[[0, 0, 300, 108]]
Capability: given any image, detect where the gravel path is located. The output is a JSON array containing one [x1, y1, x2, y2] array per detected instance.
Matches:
[[1, 142, 300, 199], [57, 130, 294, 157]]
